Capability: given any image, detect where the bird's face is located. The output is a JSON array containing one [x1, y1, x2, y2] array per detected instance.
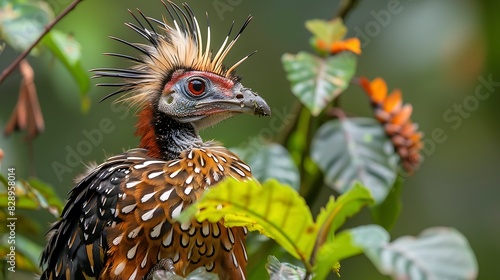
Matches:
[[158, 70, 271, 130]]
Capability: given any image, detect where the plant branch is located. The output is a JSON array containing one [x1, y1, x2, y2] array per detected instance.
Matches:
[[276, 101, 303, 146], [335, 0, 360, 19], [0, 0, 84, 85]]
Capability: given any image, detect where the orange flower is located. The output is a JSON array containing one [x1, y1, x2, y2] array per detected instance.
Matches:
[[360, 77, 423, 174], [315, 37, 361, 55]]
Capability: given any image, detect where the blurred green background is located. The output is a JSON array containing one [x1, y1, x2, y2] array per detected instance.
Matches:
[[1, 0, 499, 279]]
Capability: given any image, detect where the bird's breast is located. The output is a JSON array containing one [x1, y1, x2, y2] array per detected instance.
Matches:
[[102, 145, 252, 280]]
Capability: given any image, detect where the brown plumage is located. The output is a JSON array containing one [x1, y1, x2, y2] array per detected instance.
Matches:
[[103, 146, 252, 279], [40, 1, 270, 280]]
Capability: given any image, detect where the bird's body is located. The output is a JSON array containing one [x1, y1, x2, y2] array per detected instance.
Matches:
[[40, 2, 270, 279]]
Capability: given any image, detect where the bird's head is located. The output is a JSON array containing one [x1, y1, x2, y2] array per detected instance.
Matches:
[[92, 1, 270, 158], [155, 69, 270, 130]]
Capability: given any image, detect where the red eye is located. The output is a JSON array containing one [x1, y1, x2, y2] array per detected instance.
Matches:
[[187, 79, 206, 96]]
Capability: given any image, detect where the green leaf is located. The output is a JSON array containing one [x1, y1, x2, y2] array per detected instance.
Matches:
[[0, 213, 41, 236], [0, 190, 38, 209], [42, 29, 90, 103], [371, 176, 403, 230], [312, 185, 375, 280], [27, 177, 64, 215], [266, 256, 306, 280], [0, 179, 39, 210], [305, 18, 347, 45], [177, 179, 317, 262], [232, 143, 300, 190], [313, 240, 343, 280], [341, 224, 390, 257], [313, 224, 389, 279], [315, 183, 374, 242], [0, 0, 54, 52], [311, 118, 399, 204], [0, 174, 63, 216], [365, 227, 478, 280], [282, 51, 356, 116]]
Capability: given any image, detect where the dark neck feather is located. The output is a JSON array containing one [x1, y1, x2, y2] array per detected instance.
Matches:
[[136, 105, 202, 160]]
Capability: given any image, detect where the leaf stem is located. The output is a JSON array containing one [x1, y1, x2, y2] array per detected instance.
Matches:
[[0, 0, 84, 86], [276, 101, 303, 146], [335, 0, 360, 19]]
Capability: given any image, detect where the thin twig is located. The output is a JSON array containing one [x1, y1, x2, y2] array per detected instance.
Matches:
[[0, 0, 84, 85], [276, 102, 303, 146], [335, 0, 360, 19]]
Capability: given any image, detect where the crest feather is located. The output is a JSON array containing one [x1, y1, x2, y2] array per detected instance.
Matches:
[[91, 1, 254, 107]]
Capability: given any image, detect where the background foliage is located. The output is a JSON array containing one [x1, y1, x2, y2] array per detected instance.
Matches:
[[1, 0, 499, 279]]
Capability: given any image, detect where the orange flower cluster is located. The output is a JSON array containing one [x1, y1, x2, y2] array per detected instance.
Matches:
[[360, 77, 423, 173], [314, 37, 361, 55]]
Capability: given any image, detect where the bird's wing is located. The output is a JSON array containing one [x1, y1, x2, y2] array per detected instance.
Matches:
[[40, 149, 151, 280]]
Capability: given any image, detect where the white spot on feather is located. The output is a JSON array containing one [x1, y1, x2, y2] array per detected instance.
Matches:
[[114, 261, 126, 275], [202, 223, 210, 236], [173, 251, 180, 263], [127, 243, 139, 259], [141, 250, 149, 268], [141, 207, 158, 221], [237, 161, 251, 172], [127, 156, 144, 161], [128, 226, 142, 238], [217, 163, 224, 171], [121, 203, 137, 214], [148, 170, 164, 179], [181, 234, 189, 247], [168, 160, 180, 167], [160, 189, 173, 202], [228, 228, 235, 244], [171, 202, 184, 219], [230, 166, 245, 177], [128, 268, 138, 280], [169, 169, 182, 178], [134, 160, 165, 169], [231, 251, 239, 268], [150, 221, 164, 238], [240, 238, 248, 261], [126, 181, 141, 189], [163, 228, 174, 247], [181, 222, 191, 231], [113, 235, 123, 245], [141, 191, 158, 203]]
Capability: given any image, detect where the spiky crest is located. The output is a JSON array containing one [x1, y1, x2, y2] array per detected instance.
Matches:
[[91, 1, 254, 108]]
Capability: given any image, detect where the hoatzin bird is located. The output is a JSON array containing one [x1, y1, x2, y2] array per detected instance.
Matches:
[[40, 1, 270, 280]]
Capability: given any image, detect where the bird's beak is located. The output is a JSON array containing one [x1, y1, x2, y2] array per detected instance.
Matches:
[[233, 84, 271, 117], [195, 82, 271, 117]]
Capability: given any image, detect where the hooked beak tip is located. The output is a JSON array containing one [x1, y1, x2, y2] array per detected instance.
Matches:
[[239, 88, 271, 117]]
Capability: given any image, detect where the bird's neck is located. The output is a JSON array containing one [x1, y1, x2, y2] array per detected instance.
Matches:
[[136, 105, 203, 160]]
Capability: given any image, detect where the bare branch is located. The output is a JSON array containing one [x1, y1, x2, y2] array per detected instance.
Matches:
[[0, 0, 84, 85]]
